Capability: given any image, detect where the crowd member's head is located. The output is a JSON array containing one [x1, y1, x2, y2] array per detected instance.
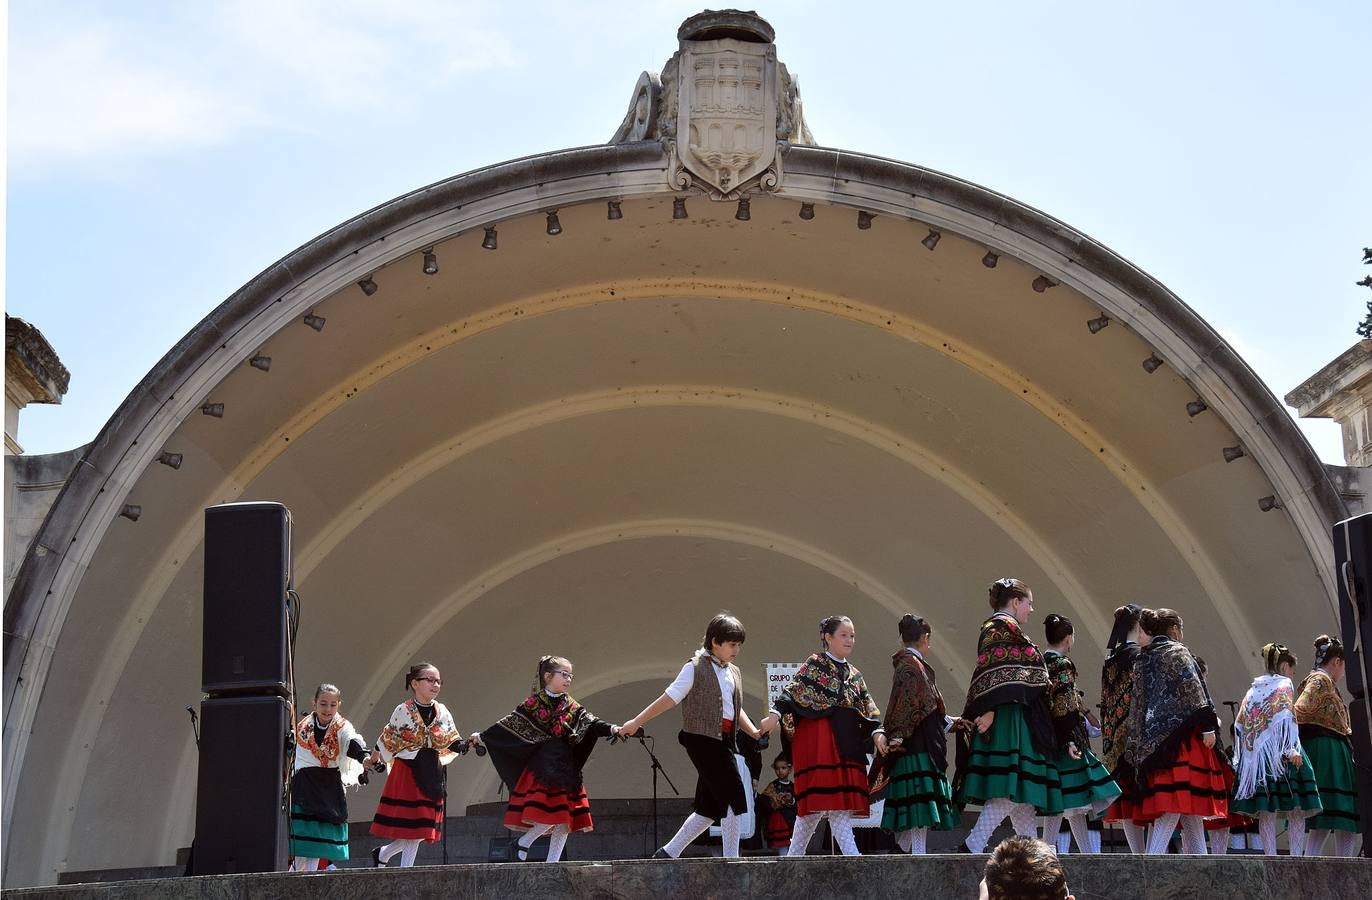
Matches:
[[978, 836, 1073, 900]]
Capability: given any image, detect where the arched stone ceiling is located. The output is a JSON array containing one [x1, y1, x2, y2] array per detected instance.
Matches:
[[3, 146, 1341, 885]]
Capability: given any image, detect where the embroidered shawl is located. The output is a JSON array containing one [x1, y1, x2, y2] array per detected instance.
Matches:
[[962, 614, 1050, 718], [1294, 669, 1352, 738], [1099, 642, 1139, 771], [779, 653, 881, 720], [378, 699, 462, 765], [293, 714, 363, 786], [1233, 674, 1303, 800], [480, 691, 613, 792], [1128, 636, 1218, 776], [882, 649, 945, 742], [759, 777, 797, 831], [1044, 650, 1090, 752]]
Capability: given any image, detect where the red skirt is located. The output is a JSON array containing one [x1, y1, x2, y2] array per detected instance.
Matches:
[[370, 758, 443, 841], [764, 810, 794, 847], [1103, 794, 1153, 825], [1138, 731, 1230, 819], [502, 767, 594, 833], [792, 717, 870, 817]]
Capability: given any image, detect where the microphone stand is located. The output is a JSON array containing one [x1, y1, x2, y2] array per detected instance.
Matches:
[[186, 706, 200, 748], [633, 735, 679, 855]]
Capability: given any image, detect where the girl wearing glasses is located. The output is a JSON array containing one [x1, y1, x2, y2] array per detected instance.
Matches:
[[468, 656, 618, 862], [955, 578, 1063, 853], [369, 662, 464, 867]]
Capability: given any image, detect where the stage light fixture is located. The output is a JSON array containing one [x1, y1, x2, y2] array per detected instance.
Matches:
[[1222, 445, 1246, 463], [921, 230, 941, 251], [303, 313, 326, 332], [736, 197, 751, 221], [1186, 399, 1208, 417], [482, 227, 498, 250], [249, 354, 271, 372], [607, 201, 623, 220], [1087, 315, 1110, 334], [201, 403, 224, 418], [157, 451, 183, 470], [1032, 275, 1056, 293], [1142, 354, 1163, 374], [422, 248, 438, 275], [120, 504, 142, 522], [799, 202, 815, 220], [1258, 495, 1280, 512], [857, 211, 874, 230], [673, 197, 688, 219], [357, 276, 378, 296], [546, 211, 562, 235], [982, 251, 999, 268]]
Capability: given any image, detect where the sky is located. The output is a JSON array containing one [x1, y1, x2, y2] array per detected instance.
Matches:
[[5, 0, 1369, 463]]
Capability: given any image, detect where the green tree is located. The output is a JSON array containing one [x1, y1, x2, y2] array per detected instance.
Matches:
[[1356, 248, 1372, 339]]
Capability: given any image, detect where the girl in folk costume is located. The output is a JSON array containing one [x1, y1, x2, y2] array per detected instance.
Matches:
[[1128, 608, 1228, 854], [469, 656, 618, 862], [1295, 635, 1360, 856], [369, 662, 465, 868], [871, 614, 960, 855], [955, 578, 1063, 854], [772, 615, 882, 856], [1098, 604, 1150, 853], [1230, 643, 1322, 855], [758, 755, 797, 851], [289, 684, 370, 871], [621, 613, 776, 859], [1039, 614, 1121, 852]]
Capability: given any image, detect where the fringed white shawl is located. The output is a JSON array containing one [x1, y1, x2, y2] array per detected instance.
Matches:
[[1233, 673, 1302, 801]]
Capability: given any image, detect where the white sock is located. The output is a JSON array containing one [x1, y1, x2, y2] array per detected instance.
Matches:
[[720, 811, 741, 858], [1258, 812, 1278, 856], [788, 812, 822, 856], [965, 798, 1012, 853], [1180, 815, 1207, 854], [546, 824, 569, 862], [1041, 815, 1064, 846], [1008, 802, 1037, 838], [291, 857, 318, 871], [1210, 826, 1231, 855], [1146, 812, 1180, 854], [378, 840, 403, 864], [1286, 811, 1308, 857], [1305, 828, 1330, 856], [1334, 830, 1359, 857], [663, 813, 714, 858], [519, 823, 554, 849], [1122, 820, 1146, 854], [895, 830, 913, 853], [1066, 812, 1092, 853], [906, 826, 928, 855], [829, 810, 859, 856], [397, 839, 421, 868]]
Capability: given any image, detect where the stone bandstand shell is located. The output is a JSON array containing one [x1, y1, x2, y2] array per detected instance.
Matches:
[[2, 136, 1343, 883]]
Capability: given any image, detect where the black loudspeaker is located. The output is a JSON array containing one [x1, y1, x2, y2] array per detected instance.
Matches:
[[202, 502, 292, 696], [192, 695, 290, 875], [1332, 512, 1372, 846]]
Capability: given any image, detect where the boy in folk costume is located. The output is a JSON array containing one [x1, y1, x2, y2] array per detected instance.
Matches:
[[369, 662, 465, 868], [289, 684, 370, 871], [758, 755, 797, 851], [871, 614, 960, 855], [955, 579, 1064, 854], [772, 615, 881, 856], [469, 656, 618, 862], [1295, 635, 1361, 856], [1230, 643, 1322, 854], [621, 613, 776, 859]]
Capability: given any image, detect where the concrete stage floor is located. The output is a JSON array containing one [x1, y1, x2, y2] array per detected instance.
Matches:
[[5, 855, 1371, 900]]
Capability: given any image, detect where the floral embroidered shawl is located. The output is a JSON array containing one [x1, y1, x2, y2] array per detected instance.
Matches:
[[962, 614, 1050, 718], [882, 649, 945, 742], [1099, 641, 1139, 772], [1294, 669, 1352, 739], [779, 652, 880, 720], [293, 713, 364, 787], [480, 690, 613, 792], [1233, 673, 1302, 800], [1128, 636, 1218, 777], [1044, 650, 1090, 752], [378, 699, 462, 764]]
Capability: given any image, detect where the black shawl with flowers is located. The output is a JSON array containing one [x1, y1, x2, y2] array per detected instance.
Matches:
[[1128, 636, 1219, 778], [480, 691, 613, 792], [776, 652, 881, 762], [1044, 650, 1091, 753], [961, 614, 1055, 754], [1099, 641, 1139, 772]]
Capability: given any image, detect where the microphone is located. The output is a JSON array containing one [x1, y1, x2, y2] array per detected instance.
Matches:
[[185, 706, 198, 723]]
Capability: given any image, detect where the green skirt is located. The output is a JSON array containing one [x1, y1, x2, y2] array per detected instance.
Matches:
[[289, 804, 350, 861], [956, 703, 1064, 814], [881, 750, 958, 831], [1054, 746, 1122, 817], [1230, 756, 1323, 816], [1304, 734, 1359, 832]]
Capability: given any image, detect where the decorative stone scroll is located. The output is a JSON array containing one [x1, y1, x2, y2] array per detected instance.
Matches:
[[609, 9, 814, 201]]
